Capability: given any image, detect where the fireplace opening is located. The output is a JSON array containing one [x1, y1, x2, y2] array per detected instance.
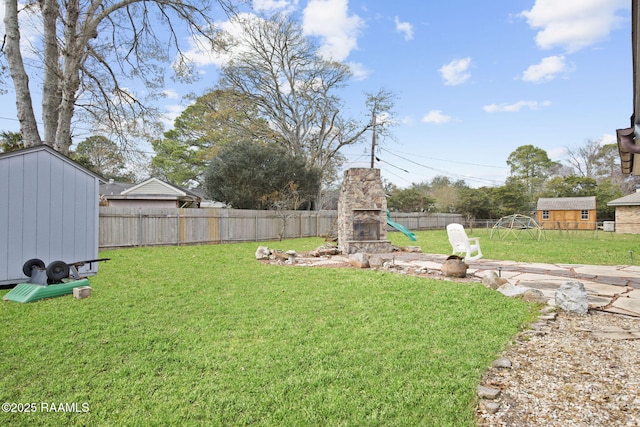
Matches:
[[353, 220, 380, 241]]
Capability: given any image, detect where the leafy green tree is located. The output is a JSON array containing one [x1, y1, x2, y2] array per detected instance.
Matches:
[[151, 90, 276, 187], [0, 131, 23, 153], [540, 176, 598, 198], [429, 176, 466, 213], [493, 178, 531, 216], [456, 187, 496, 220], [595, 179, 625, 220], [72, 135, 133, 181], [387, 187, 434, 212], [506, 145, 557, 204], [204, 141, 321, 210]]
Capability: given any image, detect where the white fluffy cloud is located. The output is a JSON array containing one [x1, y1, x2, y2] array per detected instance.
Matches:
[[439, 58, 472, 86], [252, 0, 297, 12], [302, 0, 364, 61], [519, 0, 628, 53], [421, 110, 452, 124], [522, 55, 574, 82], [483, 100, 552, 113], [181, 2, 365, 72], [346, 62, 370, 81], [394, 16, 413, 41]]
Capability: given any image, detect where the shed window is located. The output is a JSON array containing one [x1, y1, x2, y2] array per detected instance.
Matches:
[[542, 210, 550, 220], [581, 210, 589, 220]]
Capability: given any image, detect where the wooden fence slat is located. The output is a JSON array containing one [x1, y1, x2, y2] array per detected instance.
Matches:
[[98, 207, 462, 249]]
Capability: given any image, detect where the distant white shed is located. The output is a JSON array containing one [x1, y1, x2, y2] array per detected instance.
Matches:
[[0, 145, 102, 285]]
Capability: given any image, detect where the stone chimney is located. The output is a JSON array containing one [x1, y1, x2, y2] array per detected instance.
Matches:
[[337, 168, 393, 254]]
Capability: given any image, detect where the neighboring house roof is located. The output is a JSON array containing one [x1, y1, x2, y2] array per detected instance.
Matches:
[[100, 177, 201, 206], [607, 191, 640, 207], [100, 180, 135, 196], [189, 188, 228, 208], [537, 196, 596, 211]]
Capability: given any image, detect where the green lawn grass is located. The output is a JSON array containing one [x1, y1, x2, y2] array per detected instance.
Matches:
[[6, 229, 630, 426], [389, 228, 640, 266]]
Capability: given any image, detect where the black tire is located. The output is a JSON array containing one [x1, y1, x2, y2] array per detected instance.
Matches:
[[23, 258, 45, 277], [46, 261, 70, 282]]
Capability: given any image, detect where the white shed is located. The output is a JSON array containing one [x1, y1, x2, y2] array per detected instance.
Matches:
[[0, 145, 102, 285]]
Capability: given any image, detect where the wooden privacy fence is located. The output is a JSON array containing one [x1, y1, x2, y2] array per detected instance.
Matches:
[[98, 207, 463, 249]]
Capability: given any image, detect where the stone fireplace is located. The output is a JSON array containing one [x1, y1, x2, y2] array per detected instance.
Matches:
[[337, 168, 393, 254]]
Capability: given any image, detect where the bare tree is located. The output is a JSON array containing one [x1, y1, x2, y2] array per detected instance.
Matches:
[[565, 139, 602, 178], [216, 13, 375, 177], [366, 88, 396, 168], [2, 0, 236, 155]]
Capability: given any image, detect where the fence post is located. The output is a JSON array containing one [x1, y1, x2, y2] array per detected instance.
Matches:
[[177, 211, 181, 245], [138, 208, 143, 247]]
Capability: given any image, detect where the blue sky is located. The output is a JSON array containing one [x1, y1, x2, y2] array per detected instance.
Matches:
[[0, 0, 633, 188]]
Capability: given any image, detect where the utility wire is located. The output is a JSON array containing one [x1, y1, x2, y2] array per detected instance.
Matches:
[[383, 147, 509, 170], [380, 147, 504, 186], [375, 156, 409, 173]]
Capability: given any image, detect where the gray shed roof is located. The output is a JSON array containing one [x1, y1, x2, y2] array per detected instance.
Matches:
[[0, 144, 104, 181], [607, 191, 640, 206], [537, 196, 596, 211]]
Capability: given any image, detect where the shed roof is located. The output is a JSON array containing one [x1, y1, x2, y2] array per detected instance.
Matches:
[[537, 196, 596, 211], [0, 144, 104, 181], [607, 191, 640, 207]]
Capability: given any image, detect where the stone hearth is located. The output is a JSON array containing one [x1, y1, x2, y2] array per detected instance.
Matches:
[[337, 168, 393, 254]]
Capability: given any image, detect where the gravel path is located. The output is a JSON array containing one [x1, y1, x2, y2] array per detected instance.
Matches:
[[476, 310, 640, 426]]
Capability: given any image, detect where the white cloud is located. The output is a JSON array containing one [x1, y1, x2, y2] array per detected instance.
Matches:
[[162, 89, 180, 100], [252, 0, 297, 12], [522, 55, 574, 82], [439, 57, 472, 86], [599, 133, 616, 145], [302, 0, 364, 61], [519, 0, 628, 53], [421, 110, 451, 124], [180, 13, 259, 68], [483, 100, 552, 113], [161, 103, 189, 128], [394, 16, 413, 41], [346, 62, 370, 81]]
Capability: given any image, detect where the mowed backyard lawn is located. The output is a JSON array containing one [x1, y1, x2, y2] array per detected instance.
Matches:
[[3, 229, 635, 426]]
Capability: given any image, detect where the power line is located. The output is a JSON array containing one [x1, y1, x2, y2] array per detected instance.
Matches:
[[380, 147, 504, 186], [384, 147, 509, 170]]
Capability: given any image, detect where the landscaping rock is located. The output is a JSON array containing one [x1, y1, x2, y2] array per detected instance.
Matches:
[[479, 400, 501, 414], [522, 289, 548, 304], [497, 282, 528, 297], [556, 281, 589, 315], [400, 246, 422, 253], [482, 270, 508, 289], [316, 245, 340, 256], [369, 256, 390, 268], [477, 385, 501, 400], [255, 246, 271, 260], [492, 357, 512, 369], [348, 253, 370, 268]]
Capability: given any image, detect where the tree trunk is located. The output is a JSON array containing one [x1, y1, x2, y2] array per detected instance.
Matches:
[[3, 0, 42, 147], [42, 0, 62, 149], [53, 0, 84, 155]]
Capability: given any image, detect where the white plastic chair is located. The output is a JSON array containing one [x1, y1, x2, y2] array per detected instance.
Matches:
[[446, 223, 483, 261]]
